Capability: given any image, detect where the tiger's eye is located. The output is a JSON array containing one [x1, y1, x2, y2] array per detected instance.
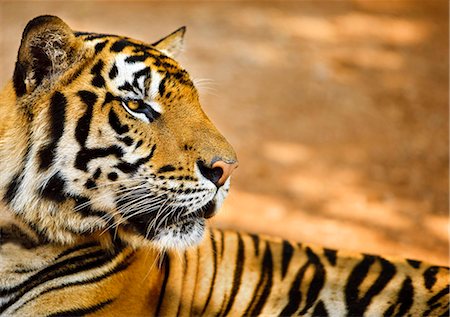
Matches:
[[127, 100, 139, 110]]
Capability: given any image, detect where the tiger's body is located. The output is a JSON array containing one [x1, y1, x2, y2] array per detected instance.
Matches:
[[1, 224, 449, 316], [0, 16, 448, 316]]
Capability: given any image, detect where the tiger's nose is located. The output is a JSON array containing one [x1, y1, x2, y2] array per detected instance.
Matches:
[[197, 160, 239, 187]]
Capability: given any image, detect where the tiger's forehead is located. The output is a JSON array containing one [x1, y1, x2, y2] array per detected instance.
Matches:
[[109, 53, 160, 102], [77, 33, 195, 104]]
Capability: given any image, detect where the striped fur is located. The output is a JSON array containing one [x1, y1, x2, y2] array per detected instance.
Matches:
[[0, 227, 448, 316], [0, 16, 448, 316]]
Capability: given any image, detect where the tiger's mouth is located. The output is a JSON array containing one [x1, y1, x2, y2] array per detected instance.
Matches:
[[196, 200, 217, 219], [157, 200, 216, 228], [124, 199, 217, 240], [115, 182, 227, 249]]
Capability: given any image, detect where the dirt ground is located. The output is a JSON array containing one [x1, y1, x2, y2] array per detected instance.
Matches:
[[0, 1, 448, 266]]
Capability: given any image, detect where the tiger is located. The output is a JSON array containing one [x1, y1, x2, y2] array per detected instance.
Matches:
[[0, 15, 448, 316]]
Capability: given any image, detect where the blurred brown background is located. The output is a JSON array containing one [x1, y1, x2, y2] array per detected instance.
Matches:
[[0, 1, 448, 265]]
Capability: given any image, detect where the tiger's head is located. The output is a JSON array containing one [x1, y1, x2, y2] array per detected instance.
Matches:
[[0, 15, 237, 250]]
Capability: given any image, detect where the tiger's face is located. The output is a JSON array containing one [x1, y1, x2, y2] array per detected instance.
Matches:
[[1, 16, 237, 250]]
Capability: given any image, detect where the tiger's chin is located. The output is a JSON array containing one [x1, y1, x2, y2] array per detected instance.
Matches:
[[119, 218, 206, 252], [152, 218, 206, 250]]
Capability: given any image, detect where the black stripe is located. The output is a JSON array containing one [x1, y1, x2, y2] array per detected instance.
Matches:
[[14, 252, 134, 314], [38, 92, 67, 170], [46, 298, 114, 317], [201, 232, 219, 315], [91, 59, 105, 88], [94, 41, 107, 54], [280, 247, 326, 315], [280, 257, 304, 315], [132, 67, 150, 95], [4, 173, 22, 204], [0, 247, 123, 313], [1, 248, 117, 295], [109, 63, 118, 79], [54, 242, 100, 261], [117, 136, 133, 147], [110, 39, 132, 52], [118, 81, 138, 94], [219, 230, 225, 259], [220, 233, 245, 316], [125, 54, 148, 63], [76, 32, 115, 40], [0, 224, 39, 249], [298, 248, 326, 315], [8, 219, 48, 248], [424, 266, 439, 290], [93, 168, 102, 179], [423, 286, 450, 316], [406, 259, 421, 269], [243, 242, 273, 316], [158, 76, 167, 96], [158, 165, 176, 173], [75, 145, 124, 171], [383, 277, 414, 317], [155, 253, 170, 316], [428, 285, 450, 306], [249, 233, 260, 256], [135, 140, 143, 149], [12, 239, 123, 272], [345, 255, 396, 316], [103, 92, 119, 107], [108, 108, 129, 135], [70, 194, 109, 219], [312, 300, 328, 317], [133, 66, 151, 81], [114, 161, 138, 174], [85, 34, 114, 41], [84, 34, 111, 41], [323, 248, 337, 266], [40, 172, 66, 202], [281, 240, 294, 279], [74, 31, 91, 36], [114, 144, 156, 174], [75, 90, 98, 146]]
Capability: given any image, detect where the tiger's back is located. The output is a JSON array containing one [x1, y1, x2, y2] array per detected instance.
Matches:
[[0, 15, 448, 316]]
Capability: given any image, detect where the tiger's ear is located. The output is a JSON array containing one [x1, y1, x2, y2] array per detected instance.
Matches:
[[151, 26, 186, 58], [13, 15, 82, 97]]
